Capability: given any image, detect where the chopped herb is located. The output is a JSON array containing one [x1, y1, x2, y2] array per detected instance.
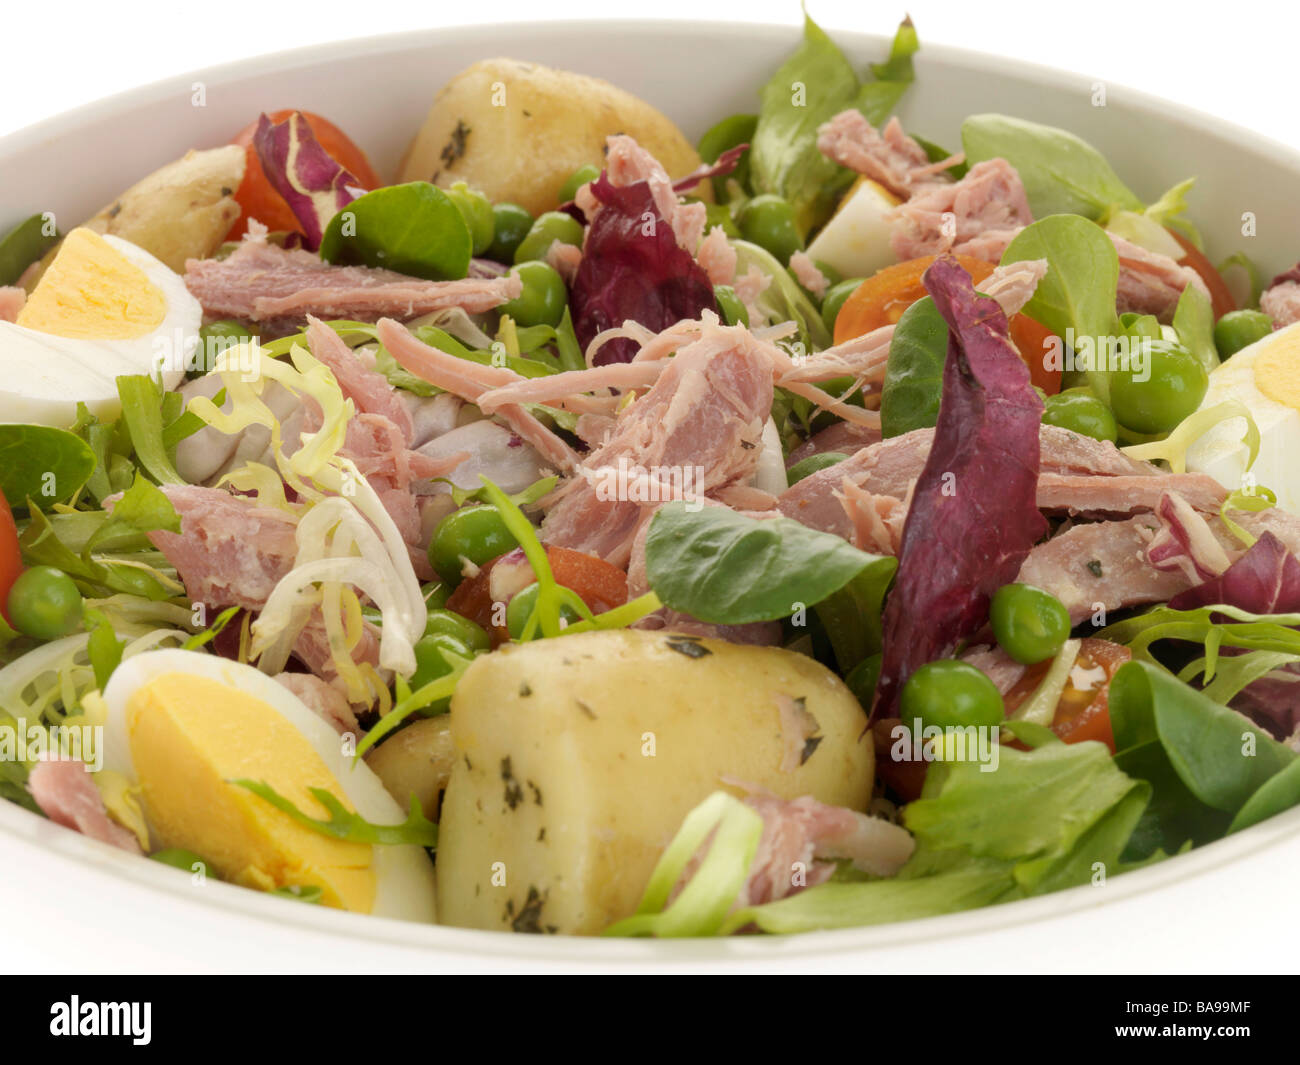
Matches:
[[575, 699, 597, 719], [501, 757, 524, 810], [519, 681, 533, 697], [528, 781, 543, 807], [665, 636, 712, 659], [441, 120, 470, 167], [1086, 560, 1104, 578], [801, 735, 824, 765], [512, 886, 548, 934]]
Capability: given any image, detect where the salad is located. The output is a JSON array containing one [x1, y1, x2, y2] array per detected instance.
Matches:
[[1, 11, 1299, 939]]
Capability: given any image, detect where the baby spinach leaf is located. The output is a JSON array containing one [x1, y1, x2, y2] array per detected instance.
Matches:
[[880, 294, 947, 438], [751, 15, 917, 238], [644, 502, 896, 625], [1230, 759, 1300, 834], [1171, 282, 1218, 376], [0, 212, 60, 286], [1001, 214, 1119, 343], [962, 113, 1143, 220], [0, 424, 95, 510], [731, 240, 831, 352], [1109, 660, 1297, 814], [319, 182, 472, 281]]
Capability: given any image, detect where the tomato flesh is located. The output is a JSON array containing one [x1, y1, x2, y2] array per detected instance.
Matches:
[[1003, 638, 1130, 752], [445, 545, 628, 647], [1169, 230, 1236, 320], [834, 255, 1062, 394], [226, 109, 383, 240], [0, 489, 22, 624]]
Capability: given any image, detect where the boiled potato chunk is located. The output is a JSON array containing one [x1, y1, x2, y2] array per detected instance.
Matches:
[[436, 629, 873, 934], [28, 146, 244, 286], [365, 716, 455, 821], [399, 58, 705, 216]]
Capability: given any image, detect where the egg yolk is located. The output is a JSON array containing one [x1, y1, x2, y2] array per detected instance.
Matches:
[[17, 228, 166, 340], [1254, 329, 1300, 412], [127, 672, 376, 913]]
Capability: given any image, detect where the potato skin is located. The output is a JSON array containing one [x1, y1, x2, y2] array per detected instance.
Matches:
[[399, 58, 706, 217], [28, 146, 245, 287], [436, 629, 873, 934], [364, 716, 455, 822]]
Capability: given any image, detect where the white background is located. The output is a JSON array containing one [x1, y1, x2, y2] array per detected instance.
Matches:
[[1, 0, 1298, 143], [2, 0, 1297, 977]]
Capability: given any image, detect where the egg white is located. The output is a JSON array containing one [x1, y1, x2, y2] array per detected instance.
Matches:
[[101, 649, 438, 923], [1187, 322, 1300, 514], [806, 176, 900, 282], [0, 234, 197, 427]]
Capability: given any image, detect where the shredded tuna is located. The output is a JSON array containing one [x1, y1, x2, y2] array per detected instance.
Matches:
[[890, 158, 1034, 262], [375, 318, 579, 471], [697, 225, 738, 286], [1110, 233, 1211, 322], [146, 485, 299, 610], [837, 478, 907, 555], [27, 760, 143, 855], [185, 234, 521, 328], [789, 251, 831, 300], [960, 645, 1027, 695], [1036, 470, 1227, 518], [275, 672, 361, 735], [476, 360, 666, 414], [0, 285, 25, 323], [1261, 274, 1300, 329], [545, 239, 583, 286], [817, 110, 954, 199], [541, 317, 774, 566], [736, 792, 915, 906]]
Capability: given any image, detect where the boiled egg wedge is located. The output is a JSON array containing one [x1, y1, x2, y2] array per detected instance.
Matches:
[[805, 175, 901, 280], [1187, 321, 1300, 514], [100, 649, 438, 922], [0, 228, 195, 427]]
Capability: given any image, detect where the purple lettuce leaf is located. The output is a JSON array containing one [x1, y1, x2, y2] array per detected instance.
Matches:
[[872, 256, 1048, 720], [570, 175, 718, 364], [252, 111, 362, 251], [1169, 530, 1300, 614], [1230, 661, 1300, 741]]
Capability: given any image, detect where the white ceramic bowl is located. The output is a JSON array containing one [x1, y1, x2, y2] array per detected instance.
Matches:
[[3, 20, 1298, 973]]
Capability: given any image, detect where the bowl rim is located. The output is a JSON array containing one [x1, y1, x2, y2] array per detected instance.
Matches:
[[3, 16, 1299, 963]]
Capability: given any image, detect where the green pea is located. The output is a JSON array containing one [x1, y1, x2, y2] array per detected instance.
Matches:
[[1108, 339, 1208, 435], [821, 277, 864, 334], [1214, 309, 1274, 359], [900, 660, 1005, 732], [513, 211, 585, 264], [424, 608, 490, 651], [1041, 388, 1118, 443], [445, 181, 495, 257], [486, 202, 534, 263], [428, 506, 520, 585], [422, 582, 451, 611], [697, 113, 757, 199], [737, 194, 804, 266], [786, 451, 849, 485], [713, 285, 749, 328], [150, 848, 216, 877], [558, 164, 601, 204], [7, 566, 83, 640], [506, 582, 580, 640], [499, 261, 568, 329], [409, 633, 473, 708], [990, 583, 1071, 665]]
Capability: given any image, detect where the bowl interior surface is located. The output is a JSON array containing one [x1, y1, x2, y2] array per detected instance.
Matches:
[[2, 19, 1298, 965]]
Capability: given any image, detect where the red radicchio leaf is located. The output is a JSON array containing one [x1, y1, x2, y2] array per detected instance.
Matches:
[[253, 111, 362, 252], [871, 257, 1048, 720], [1168, 531, 1300, 614], [1267, 262, 1300, 289], [1145, 491, 1232, 584], [1230, 660, 1300, 740], [568, 151, 746, 365]]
